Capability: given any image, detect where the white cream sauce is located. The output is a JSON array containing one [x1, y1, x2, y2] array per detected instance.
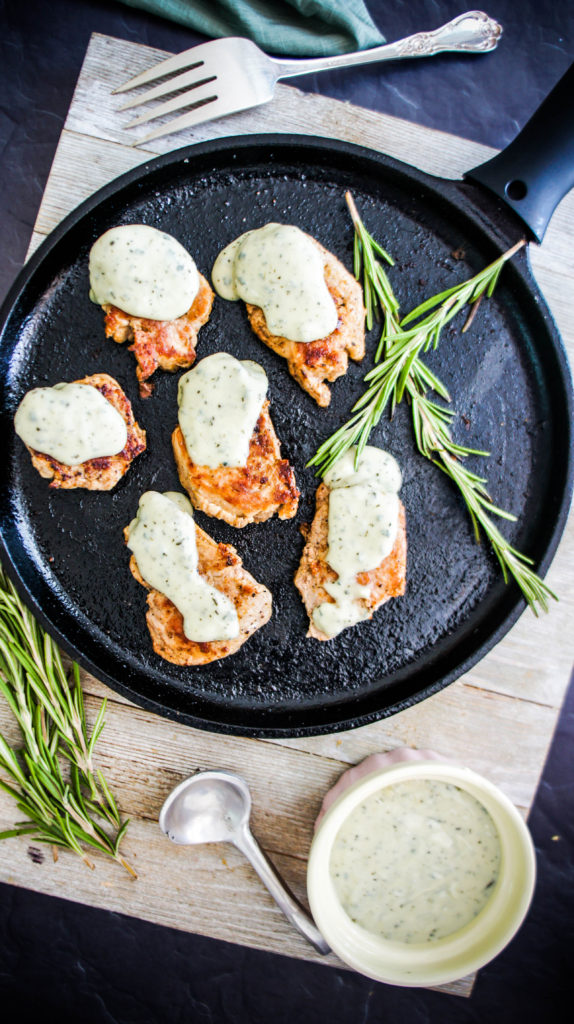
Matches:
[[330, 779, 501, 944], [89, 224, 199, 320], [312, 447, 402, 638], [211, 223, 338, 343], [127, 491, 239, 643], [178, 353, 267, 468], [14, 382, 127, 464]]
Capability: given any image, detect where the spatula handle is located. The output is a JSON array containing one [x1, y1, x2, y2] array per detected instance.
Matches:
[[466, 63, 574, 242]]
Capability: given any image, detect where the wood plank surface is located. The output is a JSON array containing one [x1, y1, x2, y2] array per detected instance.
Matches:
[[2, 33, 573, 1000]]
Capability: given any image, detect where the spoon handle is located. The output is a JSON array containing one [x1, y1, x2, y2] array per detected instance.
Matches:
[[236, 825, 330, 955]]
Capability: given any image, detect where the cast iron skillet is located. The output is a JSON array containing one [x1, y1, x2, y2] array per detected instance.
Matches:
[[0, 68, 573, 737]]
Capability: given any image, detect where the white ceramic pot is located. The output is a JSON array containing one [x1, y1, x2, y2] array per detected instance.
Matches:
[[307, 756, 536, 987]]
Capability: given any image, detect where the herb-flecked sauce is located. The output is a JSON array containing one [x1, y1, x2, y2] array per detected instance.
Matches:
[[89, 224, 199, 320], [14, 382, 127, 464], [211, 223, 338, 343], [313, 446, 402, 638], [127, 491, 239, 643], [330, 779, 501, 944], [178, 352, 267, 468]]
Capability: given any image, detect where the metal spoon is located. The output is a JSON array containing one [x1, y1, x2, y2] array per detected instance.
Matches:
[[159, 769, 330, 955]]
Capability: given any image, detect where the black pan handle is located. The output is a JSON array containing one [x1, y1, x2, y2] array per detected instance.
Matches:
[[465, 62, 574, 243]]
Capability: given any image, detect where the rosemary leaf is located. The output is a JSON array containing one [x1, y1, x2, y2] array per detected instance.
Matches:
[[0, 568, 135, 874]]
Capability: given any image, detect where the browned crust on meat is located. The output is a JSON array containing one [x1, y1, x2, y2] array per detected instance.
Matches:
[[124, 521, 272, 665], [294, 482, 407, 641], [25, 373, 146, 491], [172, 400, 299, 527], [104, 273, 214, 397], [245, 240, 365, 407]]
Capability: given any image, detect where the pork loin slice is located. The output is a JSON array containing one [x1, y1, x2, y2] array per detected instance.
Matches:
[[126, 521, 272, 666], [25, 372, 146, 491], [172, 400, 299, 528], [295, 482, 407, 641], [104, 273, 214, 397], [246, 241, 365, 407]]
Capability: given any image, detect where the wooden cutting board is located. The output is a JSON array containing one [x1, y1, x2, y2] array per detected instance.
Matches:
[[1, 33, 573, 999]]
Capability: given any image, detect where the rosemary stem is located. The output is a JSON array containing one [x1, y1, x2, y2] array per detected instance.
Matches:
[[0, 569, 135, 875], [308, 194, 553, 615]]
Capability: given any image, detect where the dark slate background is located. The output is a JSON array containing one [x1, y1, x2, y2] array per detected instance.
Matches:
[[0, 1, 573, 1021]]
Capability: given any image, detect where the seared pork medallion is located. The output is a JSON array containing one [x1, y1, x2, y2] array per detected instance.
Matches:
[[295, 447, 406, 640], [125, 491, 272, 666], [212, 224, 365, 407], [90, 225, 214, 396], [172, 352, 299, 527], [14, 373, 146, 490]]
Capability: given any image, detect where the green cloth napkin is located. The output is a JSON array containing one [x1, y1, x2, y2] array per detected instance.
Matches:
[[117, 0, 385, 56]]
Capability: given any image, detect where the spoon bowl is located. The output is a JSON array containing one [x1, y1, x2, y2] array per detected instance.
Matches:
[[159, 770, 251, 845]]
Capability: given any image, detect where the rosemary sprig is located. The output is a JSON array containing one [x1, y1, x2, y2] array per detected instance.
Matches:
[[308, 193, 556, 615], [0, 568, 136, 875]]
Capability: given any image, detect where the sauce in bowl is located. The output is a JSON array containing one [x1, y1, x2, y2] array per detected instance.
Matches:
[[330, 778, 501, 944], [308, 759, 536, 986]]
